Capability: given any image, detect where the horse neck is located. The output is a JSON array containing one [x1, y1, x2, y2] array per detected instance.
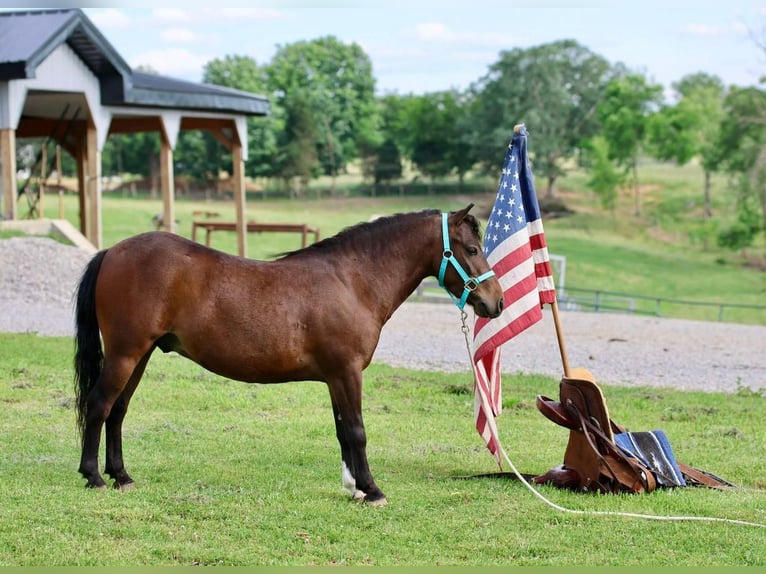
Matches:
[[339, 213, 442, 322]]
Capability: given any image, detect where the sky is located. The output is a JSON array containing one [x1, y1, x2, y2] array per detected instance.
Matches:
[[19, 2, 766, 98]]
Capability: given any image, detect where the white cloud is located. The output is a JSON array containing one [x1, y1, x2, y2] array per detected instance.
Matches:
[[219, 7, 287, 21], [129, 48, 211, 79], [161, 28, 198, 43], [414, 22, 455, 42], [684, 21, 749, 37], [146, 7, 286, 25], [88, 8, 131, 29], [411, 21, 518, 48], [152, 9, 192, 23], [684, 23, 725, 36]]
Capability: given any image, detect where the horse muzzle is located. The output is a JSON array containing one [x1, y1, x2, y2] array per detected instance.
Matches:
[[472, 291, 504, 319]]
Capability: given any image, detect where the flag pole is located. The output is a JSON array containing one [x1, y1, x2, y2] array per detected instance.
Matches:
[[550, 293, 571, 378]]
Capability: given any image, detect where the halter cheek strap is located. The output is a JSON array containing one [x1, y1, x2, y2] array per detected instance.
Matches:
[[437, 213, 496, 310]]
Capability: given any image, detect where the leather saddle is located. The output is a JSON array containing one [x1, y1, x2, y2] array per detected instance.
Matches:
[[533, 368, 734, 493]]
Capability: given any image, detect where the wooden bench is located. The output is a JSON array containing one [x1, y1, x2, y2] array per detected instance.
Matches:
[[191, 220, 321, 248]]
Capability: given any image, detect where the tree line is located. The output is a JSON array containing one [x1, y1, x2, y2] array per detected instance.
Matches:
[[23, 36, 766, 253]]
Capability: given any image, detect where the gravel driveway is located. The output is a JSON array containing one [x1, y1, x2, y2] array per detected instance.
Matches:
[[2, 236, 764, 394], [375, 301, 766, 393]]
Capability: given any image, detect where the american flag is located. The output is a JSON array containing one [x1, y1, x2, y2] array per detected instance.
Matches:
[[471, 124, 556, 466]]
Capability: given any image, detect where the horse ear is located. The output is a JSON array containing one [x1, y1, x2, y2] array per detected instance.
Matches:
[[452, 203, 475, 224]]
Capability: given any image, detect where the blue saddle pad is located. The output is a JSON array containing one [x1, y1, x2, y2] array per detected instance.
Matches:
[[614, 430, 686, 487]]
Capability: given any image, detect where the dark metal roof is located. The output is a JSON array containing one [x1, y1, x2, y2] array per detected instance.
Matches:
[[0, 8, 269, 117], [127, 71, 270, 115]]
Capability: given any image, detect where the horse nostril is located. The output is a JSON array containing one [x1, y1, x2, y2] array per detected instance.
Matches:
[[497, 297, 504, 315]]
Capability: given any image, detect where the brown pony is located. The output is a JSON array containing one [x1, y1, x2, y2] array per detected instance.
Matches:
[[73, 204, 503, 506]]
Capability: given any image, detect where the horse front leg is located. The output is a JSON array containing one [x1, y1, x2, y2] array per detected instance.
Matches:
[[331, 402, 365, 501], [328, 372, 387, 506]]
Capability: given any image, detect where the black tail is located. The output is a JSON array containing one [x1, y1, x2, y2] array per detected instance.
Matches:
[[74, 249, 108, 438]]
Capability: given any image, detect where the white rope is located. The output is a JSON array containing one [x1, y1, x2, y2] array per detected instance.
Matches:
[[459, 311, 766, 529]]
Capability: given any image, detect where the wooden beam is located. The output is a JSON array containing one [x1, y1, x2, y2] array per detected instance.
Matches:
[[108, 116, 163, 135], [16, 117, 86, 140], [232, 142, 247, 257], [180, 117, 236, 132], [180, 117, 239, 151], [1, 129, 17, 220]]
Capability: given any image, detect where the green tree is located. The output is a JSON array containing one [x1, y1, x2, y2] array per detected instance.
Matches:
[[717, 194, 762, 256], [266, 36, 378, 194], [401, 90, 476, 190], [585, 136, 623, 212], [102, 133, 160, 190], [597, 73, 664, 216], [202, 55, 277, 179], [277, 90, 321, 197], [372, 138, 403, 193], [378, 93, 417, 160], [717, 86, 766, 238], [648, 73, 726, 219], [469, 39, 614, 198], [447, 90, 477, 188]]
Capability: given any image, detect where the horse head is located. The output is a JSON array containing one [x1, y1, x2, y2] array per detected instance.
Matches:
[[440, 204, 504, 318]]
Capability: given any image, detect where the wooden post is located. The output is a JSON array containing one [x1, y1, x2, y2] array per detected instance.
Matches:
[[232, 142, 247, 258], [56, 145, 64, 219], [39, 144, 46, 218], [76, 139, 88, 237], [1, 128, 17, 220], [550, 297, 571, 378], [86, 124, 102, 249]]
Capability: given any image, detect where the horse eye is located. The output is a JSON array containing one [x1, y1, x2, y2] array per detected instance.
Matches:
[[467, 246, 479, 256]]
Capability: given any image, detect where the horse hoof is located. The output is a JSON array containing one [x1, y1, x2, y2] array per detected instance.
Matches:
[[365, 496, 388, 507], [353, 490, 366, 500], [114, 481, 135, 491], [87, 484, 107, 491]]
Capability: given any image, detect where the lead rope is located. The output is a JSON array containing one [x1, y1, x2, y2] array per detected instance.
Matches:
[[458, 311, 766, 528]]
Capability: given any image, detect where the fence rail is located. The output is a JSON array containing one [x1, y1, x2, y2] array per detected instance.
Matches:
[[413, 281, 766, 326]]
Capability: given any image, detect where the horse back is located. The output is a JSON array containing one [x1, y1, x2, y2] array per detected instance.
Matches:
[[94, 232, 237, 342]]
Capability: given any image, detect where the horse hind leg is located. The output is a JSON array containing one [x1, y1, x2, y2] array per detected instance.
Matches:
[[78, 353, 146, 489], [104, 349, 153, 490]]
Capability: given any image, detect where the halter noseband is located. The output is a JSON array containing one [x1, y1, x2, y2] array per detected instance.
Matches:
[[437, 212, 496, 310]]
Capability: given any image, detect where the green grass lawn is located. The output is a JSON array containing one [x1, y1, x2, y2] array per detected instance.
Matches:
[[0, 333, 764, 566]]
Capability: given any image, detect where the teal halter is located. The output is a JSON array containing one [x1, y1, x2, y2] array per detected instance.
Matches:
[[437, 213, 496, 310]]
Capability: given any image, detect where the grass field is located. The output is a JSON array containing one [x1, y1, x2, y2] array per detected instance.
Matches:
[[0, 333, 764, 566], [2, 160, 765, 565]]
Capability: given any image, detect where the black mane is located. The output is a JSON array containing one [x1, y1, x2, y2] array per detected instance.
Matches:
[[278, 209, 443, 259]]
